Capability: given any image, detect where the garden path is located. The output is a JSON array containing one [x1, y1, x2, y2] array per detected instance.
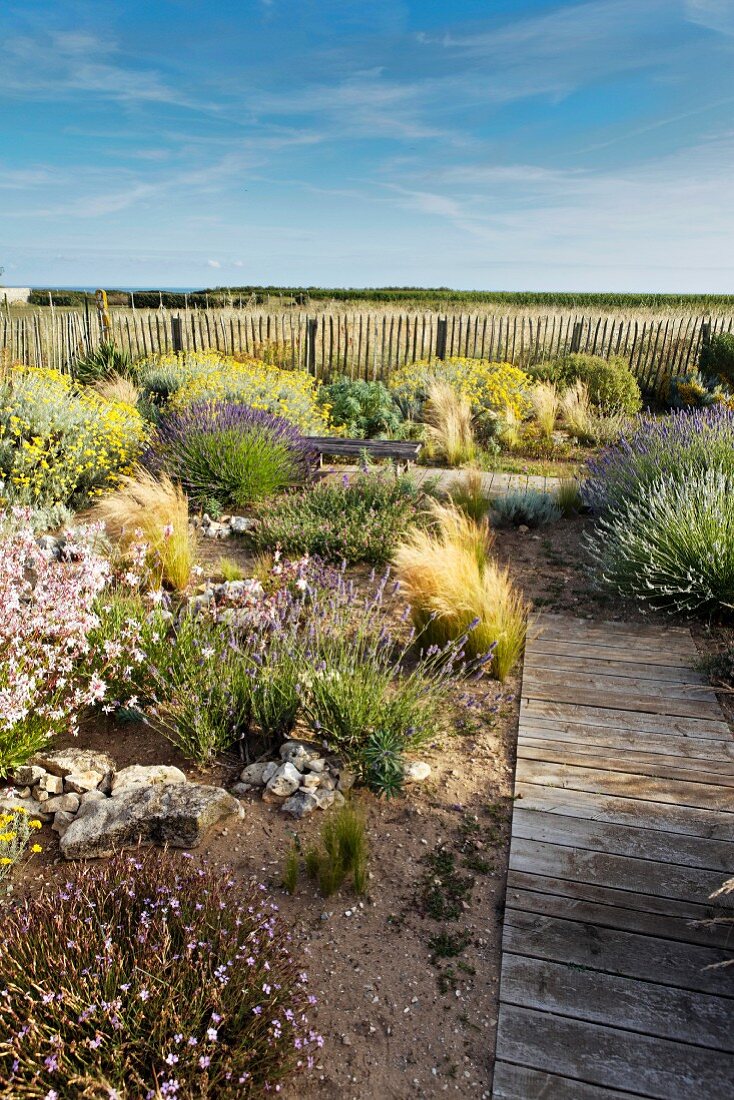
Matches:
[[330, 465, 562, 495], [492, 613, 734, 1099]]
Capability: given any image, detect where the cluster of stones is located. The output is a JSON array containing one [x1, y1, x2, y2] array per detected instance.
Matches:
[[1, 749, 241, 860], [192, 513, 254, 540], [231, 740, 432, 818]]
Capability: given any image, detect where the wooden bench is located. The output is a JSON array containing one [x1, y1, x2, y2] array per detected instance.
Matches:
[[304, 437, 422, 474]]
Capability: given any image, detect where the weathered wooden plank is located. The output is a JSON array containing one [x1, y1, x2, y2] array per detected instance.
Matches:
[[515, 759, 734, 811], [539, 613, 691, 638], [506, 869, 728, 927], [495, 1005, 734, 1099], [523, 669, 719, 705], [505, 878, 733, 947], [514, 781, 734, 840], [492, 1063, 642, 1100], [517, 742, 734, 785], [517, 719, 734, 762], [523, 678, 722, 720], [523, 700, 731, 737], [508, 836, 730, 908], [530, 637, 694, 668], [534, 628, 696, 656], [500, 955, 733, 1051], [525, 650, 707, 684], [503, 911, 733, 995], [511, 808, 734, 870]]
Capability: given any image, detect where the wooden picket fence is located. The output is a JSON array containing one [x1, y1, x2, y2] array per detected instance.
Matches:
[[2, 307, 732, 397]]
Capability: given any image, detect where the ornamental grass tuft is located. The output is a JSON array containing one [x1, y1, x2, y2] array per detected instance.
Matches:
[[393, 501, 529, 680], [90, 469, 196, 591], [424, 380, 476, 466], [0, 851, 321, 1098]]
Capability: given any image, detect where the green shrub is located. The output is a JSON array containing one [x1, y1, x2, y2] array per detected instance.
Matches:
[[320, 377, 403, 438], [700, 331, 734, 388], [531, 353, 641, 414], [0, 851, 320, 1097], [586, 468, 734, 614], [490, 490, 561, 527], [251, 470, 428, 564]]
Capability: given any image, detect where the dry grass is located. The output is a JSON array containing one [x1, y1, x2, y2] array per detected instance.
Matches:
[[530, 382, 559, 442], [449, 467, 488, 522], [93, 373, 140, 406], [424, 381, 476, 466], [559, 380, 627, 446], [393, 501, 528, 680], [90, 469, 196, 590]]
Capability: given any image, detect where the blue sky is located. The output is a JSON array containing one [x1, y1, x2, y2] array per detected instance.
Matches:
[[1, 0, 733, 291]]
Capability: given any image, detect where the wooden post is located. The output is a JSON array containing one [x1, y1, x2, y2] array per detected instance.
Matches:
[[436, 317, 448, 360], [171, 315, 183, 353], [701, 320, 711, 349], [95, 290, 112, 341], [306, 317, 318, 373], [570, 321, 583, 352]]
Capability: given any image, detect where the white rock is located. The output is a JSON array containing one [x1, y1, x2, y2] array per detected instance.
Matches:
[[305, 758, 327, 774], [111, 764, 187, 797], [65, 771, 105, 794], [52, 810, 76, 837], [281, 789, 320, 818], [44, 793, 81, 814], [38, 773, 64, 795], [31, 748, 116, 783], [239, 762, 271, 786], [279, 741, 317, 771], [301, 772, 321, 790], [312, 788, 336, 810], [263, 762, 301, 800], [261, 761, 280, 784], [403, 761, 432, 784], [80, 789, 107, 805], [0, 793, 51, 822], [228, 516, 253, 535], [32, 787, 50, 802], [230, 782, 255, 798]]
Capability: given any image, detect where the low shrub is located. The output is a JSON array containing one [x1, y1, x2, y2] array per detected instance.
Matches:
[[251, 470, 427, 564], [144, 401, 315, 508], [319, 377, 403, 438], [424, 380, 476, 465], [668, 370, 733, 410], [700, 331, 734, 388], [0, 518, 109, 774], [393, 502, 529, 679], [138, 351, 328, 432], [490, 489, 561, 528], [90, 470, 196, 591], [586, 468, 734, 613], [0, 366, 145, 509], [389, 357, 532, 439], [74, 340, 135, 385], [0, 852, 320, 1097], [530, 353, 641, 414]]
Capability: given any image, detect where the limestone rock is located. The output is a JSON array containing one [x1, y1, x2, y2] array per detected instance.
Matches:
[[281, 789, 320, 818], [60, 783, 242, 860], [228, 516, 253, 535], [32, 787, 49, 802], [230, 782, 255, 798], [263, 762, 301, 800], [52, 810, 76, 837], [10, 764, 46, 787], [65, 771, 106, 794], [301, 772, 321, 790], [280, 741, 318, 771], [38, 773, 64, 795], [44, 793, 81, 815], [32, 749, 116, 785], [0, 793, 51, 822], [111, 764, 187, 797], [403, 761, 432, 784], [80, 789, 107, 806], [239, 761, 271, 787], [262, 761, 280, 785]]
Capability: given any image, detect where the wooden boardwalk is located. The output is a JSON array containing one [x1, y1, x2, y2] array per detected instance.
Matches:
[[493, 614, 734, 1100]]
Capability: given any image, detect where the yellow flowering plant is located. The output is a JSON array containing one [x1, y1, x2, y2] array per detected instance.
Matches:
[[389, 357, 532, 440], [138, 351, 329, 433], [0, 366, 146, 509], [0, 806, 42, 881]]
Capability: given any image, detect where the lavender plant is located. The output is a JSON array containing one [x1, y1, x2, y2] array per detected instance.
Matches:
[[144, 400, 316, 508], [0, 852, 321, 1098], [583, 406, 734, 515]]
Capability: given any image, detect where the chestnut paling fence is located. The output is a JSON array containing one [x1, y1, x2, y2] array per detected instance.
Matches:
[[2, 307, 731, 397]]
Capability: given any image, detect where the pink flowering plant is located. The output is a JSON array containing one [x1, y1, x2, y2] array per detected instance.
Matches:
[[0, 514, 109, 775], [0, 851, 321, 1098]]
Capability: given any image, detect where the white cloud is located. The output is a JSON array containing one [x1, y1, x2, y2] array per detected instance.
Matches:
[[685, 0, 734, 35], [207, 259, 221, 268]]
